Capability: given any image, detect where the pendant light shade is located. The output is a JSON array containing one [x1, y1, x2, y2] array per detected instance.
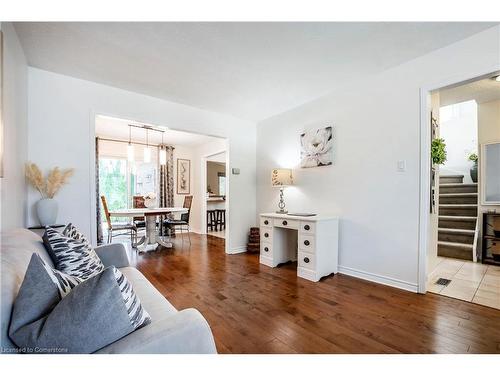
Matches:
[[159, 132, 166, 165], [143, 128, 151, 163], [127, 126, 135, 162], [159, 148, 166, 165], [127, 143, 135, 162], [144, 147, 151, 163]]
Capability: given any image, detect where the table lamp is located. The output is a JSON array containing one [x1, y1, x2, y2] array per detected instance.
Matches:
[[271, 168, 293, 214]]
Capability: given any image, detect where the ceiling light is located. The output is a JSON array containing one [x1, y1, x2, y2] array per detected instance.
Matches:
[[159, 132, 167, 166], [144, 128, 151, 163], [127, 125, 135, 162]]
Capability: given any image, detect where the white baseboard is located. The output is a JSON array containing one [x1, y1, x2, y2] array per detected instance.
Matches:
[[227, 245, 247, 254], [338, 265, 418, 293]]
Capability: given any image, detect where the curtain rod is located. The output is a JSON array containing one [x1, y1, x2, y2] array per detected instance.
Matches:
[[96, 137, 175, 149]]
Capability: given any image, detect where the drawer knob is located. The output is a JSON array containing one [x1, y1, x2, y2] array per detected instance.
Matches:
[[264, 247, 269, 252], [264, 220, 269, 225], [283, 220, 287, 226], [304, 224, 310, 231], [264, 233, 269, 238], [304, 240, 310, 246], [304, 257, 310, 263]]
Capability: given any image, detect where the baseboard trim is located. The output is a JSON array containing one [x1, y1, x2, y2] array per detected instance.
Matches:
[[338, 265, 418, 293], [228, 246, 247, 254]]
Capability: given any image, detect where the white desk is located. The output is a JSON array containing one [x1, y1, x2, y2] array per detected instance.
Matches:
[[259, 213, 339, 282]]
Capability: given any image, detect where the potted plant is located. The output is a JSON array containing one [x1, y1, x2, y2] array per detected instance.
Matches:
[[431, 138, 447, 165], [25, 163, 74, 226], [468, 152, 478, 183]]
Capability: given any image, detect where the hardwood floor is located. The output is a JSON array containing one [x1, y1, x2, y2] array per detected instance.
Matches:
[[127, 234, 500, 354]]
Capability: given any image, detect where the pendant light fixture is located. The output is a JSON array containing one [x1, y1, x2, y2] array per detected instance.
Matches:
[[159, 131, 167, 166], [144, 128, 151, 163], [127, 125, 135, 162]]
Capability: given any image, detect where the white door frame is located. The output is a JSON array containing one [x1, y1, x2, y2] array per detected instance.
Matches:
[[200, 146, 229, 253], [417, 65, 500, 293]]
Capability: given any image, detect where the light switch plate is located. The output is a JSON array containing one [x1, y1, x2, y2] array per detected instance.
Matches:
[[232, 168, 240, 175], [397, 160, 406, 172]]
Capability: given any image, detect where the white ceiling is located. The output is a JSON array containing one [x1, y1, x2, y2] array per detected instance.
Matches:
[[95, 115, 219, 146], [14, 22, 497, 121], [440, 76, 500, 107]]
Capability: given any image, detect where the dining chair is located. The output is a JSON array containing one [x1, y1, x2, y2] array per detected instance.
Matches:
[[101, 195, 138, 244], [164, 195, 193, 244], [132, 195, 146, 229]]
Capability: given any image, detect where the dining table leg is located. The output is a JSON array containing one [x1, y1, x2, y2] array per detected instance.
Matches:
[[137, 213, 173, 252]]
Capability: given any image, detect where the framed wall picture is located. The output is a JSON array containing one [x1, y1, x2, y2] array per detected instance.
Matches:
[[300, 126, 333, 168], [177, 159, 190, 194]]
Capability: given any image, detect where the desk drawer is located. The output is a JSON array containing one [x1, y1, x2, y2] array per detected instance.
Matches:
[[300, 221, 316, 234], [260, 217, 272, 227], [299, 234, 315, 251], [273, 218, 299, 230], [261, 227, 273, 242], [298, 251, 316, 270], [260, 242, 272, 256]]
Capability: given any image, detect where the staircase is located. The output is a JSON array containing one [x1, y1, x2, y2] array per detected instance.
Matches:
[[438, 175, 478, 261]]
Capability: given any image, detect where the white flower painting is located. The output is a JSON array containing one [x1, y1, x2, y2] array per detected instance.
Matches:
[[300, 126, 333, 168]]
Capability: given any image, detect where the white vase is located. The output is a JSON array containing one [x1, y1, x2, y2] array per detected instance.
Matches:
[[36, 198, 58, 226], [144, 198, 156, 208]]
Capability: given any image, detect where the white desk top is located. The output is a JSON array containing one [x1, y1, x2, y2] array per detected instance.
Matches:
[[260, 213, 338, 222]]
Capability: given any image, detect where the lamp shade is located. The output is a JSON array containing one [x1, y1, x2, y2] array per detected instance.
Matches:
[[271, 168, 293, 187]]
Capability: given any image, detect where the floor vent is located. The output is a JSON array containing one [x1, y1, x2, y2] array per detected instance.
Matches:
[[436, 278, 452, 286]]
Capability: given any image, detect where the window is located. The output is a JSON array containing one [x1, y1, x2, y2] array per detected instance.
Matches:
[[98, 140, 159, 223], [99, 158, 127, 222]]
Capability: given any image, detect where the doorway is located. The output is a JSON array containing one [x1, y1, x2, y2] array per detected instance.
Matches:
[[422, 72, 500, 309], [92, 114, 230, 253], [203, 151, 228, 239]]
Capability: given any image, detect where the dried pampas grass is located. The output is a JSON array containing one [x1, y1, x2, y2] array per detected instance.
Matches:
[[25, 163, 74, 199]]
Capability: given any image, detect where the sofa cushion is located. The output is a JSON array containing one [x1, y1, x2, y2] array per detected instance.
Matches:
[[42, 227, 104, 279], [62, 222, 91, 248], [9, 256, 151, 354], [1, 229, 55, 350]]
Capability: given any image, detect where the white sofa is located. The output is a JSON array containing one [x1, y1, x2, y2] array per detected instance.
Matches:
[[0, 228, 217, 354]]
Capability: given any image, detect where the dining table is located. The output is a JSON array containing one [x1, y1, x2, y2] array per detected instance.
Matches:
[[108, 207, 188, 252]]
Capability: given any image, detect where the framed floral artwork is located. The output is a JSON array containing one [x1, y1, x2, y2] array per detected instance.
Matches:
[[177, 159, 190, 194], [300, 126, 333, 168]]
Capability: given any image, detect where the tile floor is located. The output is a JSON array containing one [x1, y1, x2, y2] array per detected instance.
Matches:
[[427, 257, 500, 310]]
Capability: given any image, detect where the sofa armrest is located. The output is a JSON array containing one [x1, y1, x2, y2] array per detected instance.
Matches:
[[94, 243, 130, 268], [95, 308, 217, 354]]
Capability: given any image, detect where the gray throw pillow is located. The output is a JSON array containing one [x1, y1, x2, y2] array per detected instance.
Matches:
[[9, 254, 151, 353], [43, 226, 104, 279]]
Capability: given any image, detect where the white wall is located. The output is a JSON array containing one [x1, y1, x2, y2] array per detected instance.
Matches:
[[27, 68, 256, 253], [439, 100, 478, 183], [256, 26, 500, 292], [0, 22, 28, 231]]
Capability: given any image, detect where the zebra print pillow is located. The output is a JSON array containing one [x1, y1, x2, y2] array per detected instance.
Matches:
[[43, 227, 105, 280], [38, 255, 83, 298], [113, 268, 151, 329], [62, 223, 91, 247]]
